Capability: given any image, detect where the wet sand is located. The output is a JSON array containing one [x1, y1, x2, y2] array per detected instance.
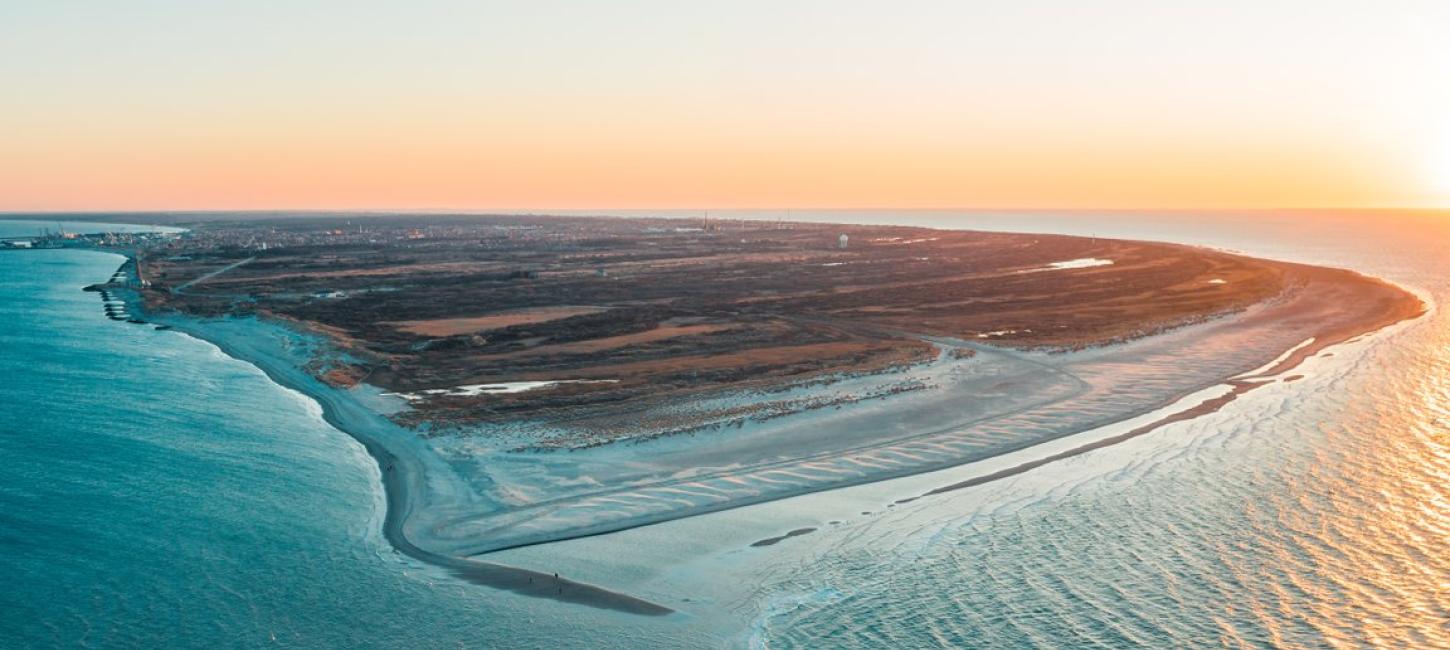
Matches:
[[146, 310, 675, 616], [912, 378, 1270, 500], [417, 259, 1424, 557], [905, 261, 1425, 501]]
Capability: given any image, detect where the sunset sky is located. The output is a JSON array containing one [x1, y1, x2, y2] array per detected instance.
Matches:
[[4, 1, 1449, 211]]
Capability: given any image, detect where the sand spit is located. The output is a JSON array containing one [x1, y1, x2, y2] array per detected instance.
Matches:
[[145, 311, 674, 616], [106, 245, 1423, 613], [899, 264, 1424, 502], [417, 260, 1424, 556]]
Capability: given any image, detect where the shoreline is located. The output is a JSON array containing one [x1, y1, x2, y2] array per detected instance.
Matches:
[[60, 247, 676, 616], [414, 260, 1424, 557], [61, 232, 1425, 614], [150, 310, 675, 617]]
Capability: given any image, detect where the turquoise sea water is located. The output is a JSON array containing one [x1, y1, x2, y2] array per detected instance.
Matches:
[[2, 214, 1446, 648], [0, 225, 702, 648]]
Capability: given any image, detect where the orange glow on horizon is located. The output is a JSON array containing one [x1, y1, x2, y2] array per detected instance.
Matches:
[[0, 116, 1411, 212], [2, 2, 1449, 211]]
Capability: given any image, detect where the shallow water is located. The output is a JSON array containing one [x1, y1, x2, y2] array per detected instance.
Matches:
[[2, 213, 1446, 648], [739, 329, 1450, 647], [706, 211, 1450, 648]]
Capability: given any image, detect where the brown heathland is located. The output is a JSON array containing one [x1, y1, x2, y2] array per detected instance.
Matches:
[[386, 306, 610, 337], [140, 214, 1301, 436]]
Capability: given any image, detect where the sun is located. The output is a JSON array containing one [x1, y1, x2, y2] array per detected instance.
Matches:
[[1425, 139, 1450, 203]]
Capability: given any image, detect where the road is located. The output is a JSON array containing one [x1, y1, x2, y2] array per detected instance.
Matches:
[[171, 256, 255, 294]]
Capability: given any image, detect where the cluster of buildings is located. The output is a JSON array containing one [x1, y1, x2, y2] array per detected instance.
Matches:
[[161, 220, 644, 254], [155, 222, 503, 253], [0, 226, 179, 251], [38, 216, 858, 261]]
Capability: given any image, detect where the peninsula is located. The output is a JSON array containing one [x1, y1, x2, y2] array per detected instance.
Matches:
[[45, 213, 1423, 612]]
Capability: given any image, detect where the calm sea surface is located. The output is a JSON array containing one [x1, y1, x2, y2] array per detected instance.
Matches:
[[1, 213, 1445, 648]]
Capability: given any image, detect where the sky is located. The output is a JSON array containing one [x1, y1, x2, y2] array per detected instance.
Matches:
[[3, 1, 1449, 211]]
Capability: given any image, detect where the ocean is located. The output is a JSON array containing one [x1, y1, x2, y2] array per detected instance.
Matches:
[[1, 213, 1445, 648]]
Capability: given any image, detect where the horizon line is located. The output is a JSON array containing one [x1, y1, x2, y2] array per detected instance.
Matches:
[[3, 205, 1449, 216]]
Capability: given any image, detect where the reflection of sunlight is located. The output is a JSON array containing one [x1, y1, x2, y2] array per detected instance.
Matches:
[[1307, 347, 1450, 647]]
